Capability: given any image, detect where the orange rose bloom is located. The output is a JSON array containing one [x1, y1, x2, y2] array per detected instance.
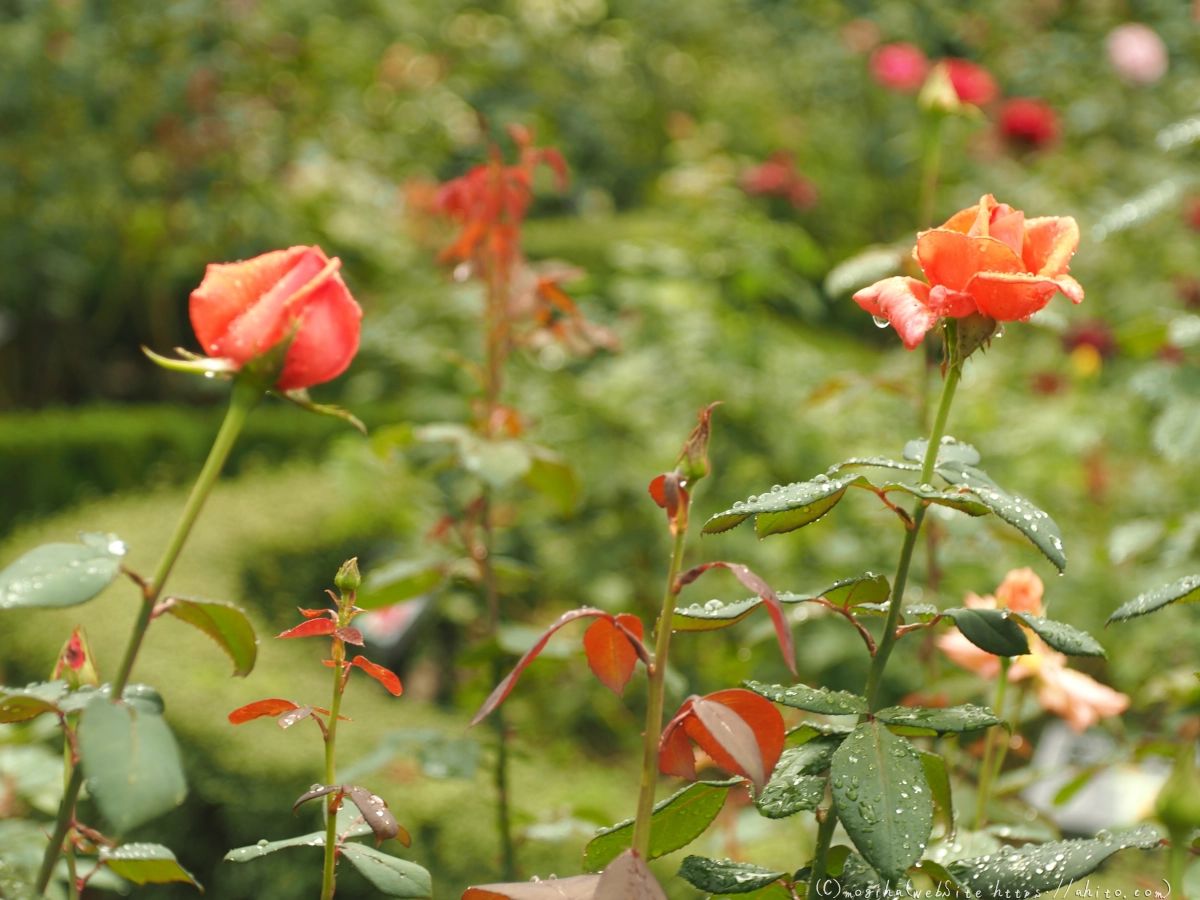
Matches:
[[854, 194, 1084, 349]]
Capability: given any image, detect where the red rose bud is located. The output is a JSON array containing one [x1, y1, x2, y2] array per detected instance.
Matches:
[[944, 58, 999, 106], [189, 245, 362, 390], [52, 627, 99, 688], [869, 42, 929, 93], [999, 98, 1060, 150]]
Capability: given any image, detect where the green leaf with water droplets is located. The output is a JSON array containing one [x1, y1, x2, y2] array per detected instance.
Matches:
[[831, 456, 921, 474], [755, 772, 826, 819], [672, 592, 816, 632], [745, 681, 867, 716], [830, 722, 933, 882], [821, 573, 890, 607], [164, 597, 258, 677], [1107, 575, 1200, 624], [582, 779, 738, 872], [99, 843, 201, 889], [703, 473, 870, 537], [943, 609, 1030, 657], [935, 462, 1066, 571], [904, 438, 981, 467], [0, 535, 127, 610], [918, 751, 954, 840], [677, 857, 787, 895], [946, 826, 1164, 899], [885, 482, 991, 517], [905, 604, 940, 621], [224, 831, 327, 862], [875, 704, 1003, 735], [340, 844, 432, 898], [1011, 614, 1105, 657], [78, 700, 187, 833], [788, 721, 856, 743]]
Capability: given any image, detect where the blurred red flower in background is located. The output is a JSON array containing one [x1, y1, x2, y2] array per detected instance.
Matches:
[[190, 245, 362, 390], [944, 58, 999, 105], [739, 151, 818, 210], [869, 42, 929, 93], [999, 98, 1060, 150]]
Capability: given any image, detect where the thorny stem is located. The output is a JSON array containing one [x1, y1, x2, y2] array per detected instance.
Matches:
[[35, 379, 260, 895], [321, 599, 349, 900], [864, 324, 962, 710], [65, 838, 78, 900], [974, 657, 1011, 830], [631, 521, 689, 859], [808, 801, 839, 899]]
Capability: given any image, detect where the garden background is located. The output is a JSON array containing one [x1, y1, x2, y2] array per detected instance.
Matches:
[[2, 0, 1200, 897]]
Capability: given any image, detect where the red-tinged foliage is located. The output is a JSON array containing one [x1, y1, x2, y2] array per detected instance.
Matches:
[[277, 618, 337, 639], [348, 656, 403, 696], [675, 562, 796, 675], [228, 698, 299, 725], [298, 607, 336, 619], [659, 690, 784, 791], [336, 626, 365, 646], [583, 614, 645, 696], [470, 608, 617, 727]]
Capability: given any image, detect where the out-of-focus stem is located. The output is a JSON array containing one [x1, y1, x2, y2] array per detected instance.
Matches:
[[918, 115, 946, 229], [36, 377, 261, 895], [631, 523, 688, 859], [974, 657, 1011, 830], [320, 610, 348, 900]]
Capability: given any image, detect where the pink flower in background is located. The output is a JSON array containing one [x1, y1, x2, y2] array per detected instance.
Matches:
[[1107, 23, 1168, 85], [944, 58, 999, 105], [938, 570, 1129, 733], [740, 151, 818, 210], [869, 43, 930, 93], [999, 98, 1060, 150]]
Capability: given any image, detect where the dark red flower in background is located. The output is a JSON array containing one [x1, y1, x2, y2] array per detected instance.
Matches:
[[190, 246, 362, 390], [739, 151, 818, 210], [999, 98, 1060, 150], [869, 42, 930, 93], [1063, 320, 1116, 359], [944, 58, 999, 106]]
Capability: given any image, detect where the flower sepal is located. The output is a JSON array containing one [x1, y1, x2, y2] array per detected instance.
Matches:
[[141, 346, 239, 378], [277, 388, 366, 435], [950, 312, 1000, 368]]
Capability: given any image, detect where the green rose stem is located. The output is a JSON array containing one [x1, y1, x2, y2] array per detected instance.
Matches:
[[320, 598, 350, 900], [631, 515, 689, 859], [35, 376, 262, 894], [864, 321, 963, 710], [918, 114, 946, 230], [973, 656, 1011, 830], [481, 490, 518, 881], [807, 803, 839, 900]]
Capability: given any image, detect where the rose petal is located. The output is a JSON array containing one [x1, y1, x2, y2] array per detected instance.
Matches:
[[965, 271, 1061, 321], [212, 248, 330, 364], [988, 207, 1026, 257], [927, 285, 977, 318], [276, 270, 363, 390], [852, 276, 937, 350], [915, 229, 1026, 293], [1022, 216, 1080, 278], [189, 247, 312, 359]]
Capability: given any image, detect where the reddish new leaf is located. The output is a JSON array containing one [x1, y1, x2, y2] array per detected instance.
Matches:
[[343, 784, 401, 846], [659, 718, 698, 780], [278, 706, 317, 729], [705, 689, 784, 775], [293, 784, 340, 815], [675, 562, 796, 675], [228, 698, 299, 725], [298, 607, 336, 619], [350, 656, 403, 696], [688, 698, 766, 790], [595, 849, 669, 900], [336, 626, 365, 646], [470, 608, 613, 727], [647, 474, 689, 516], [583, 614, 645, 695], [463, 875, 600, 900], [277, 618, 338, 639]]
